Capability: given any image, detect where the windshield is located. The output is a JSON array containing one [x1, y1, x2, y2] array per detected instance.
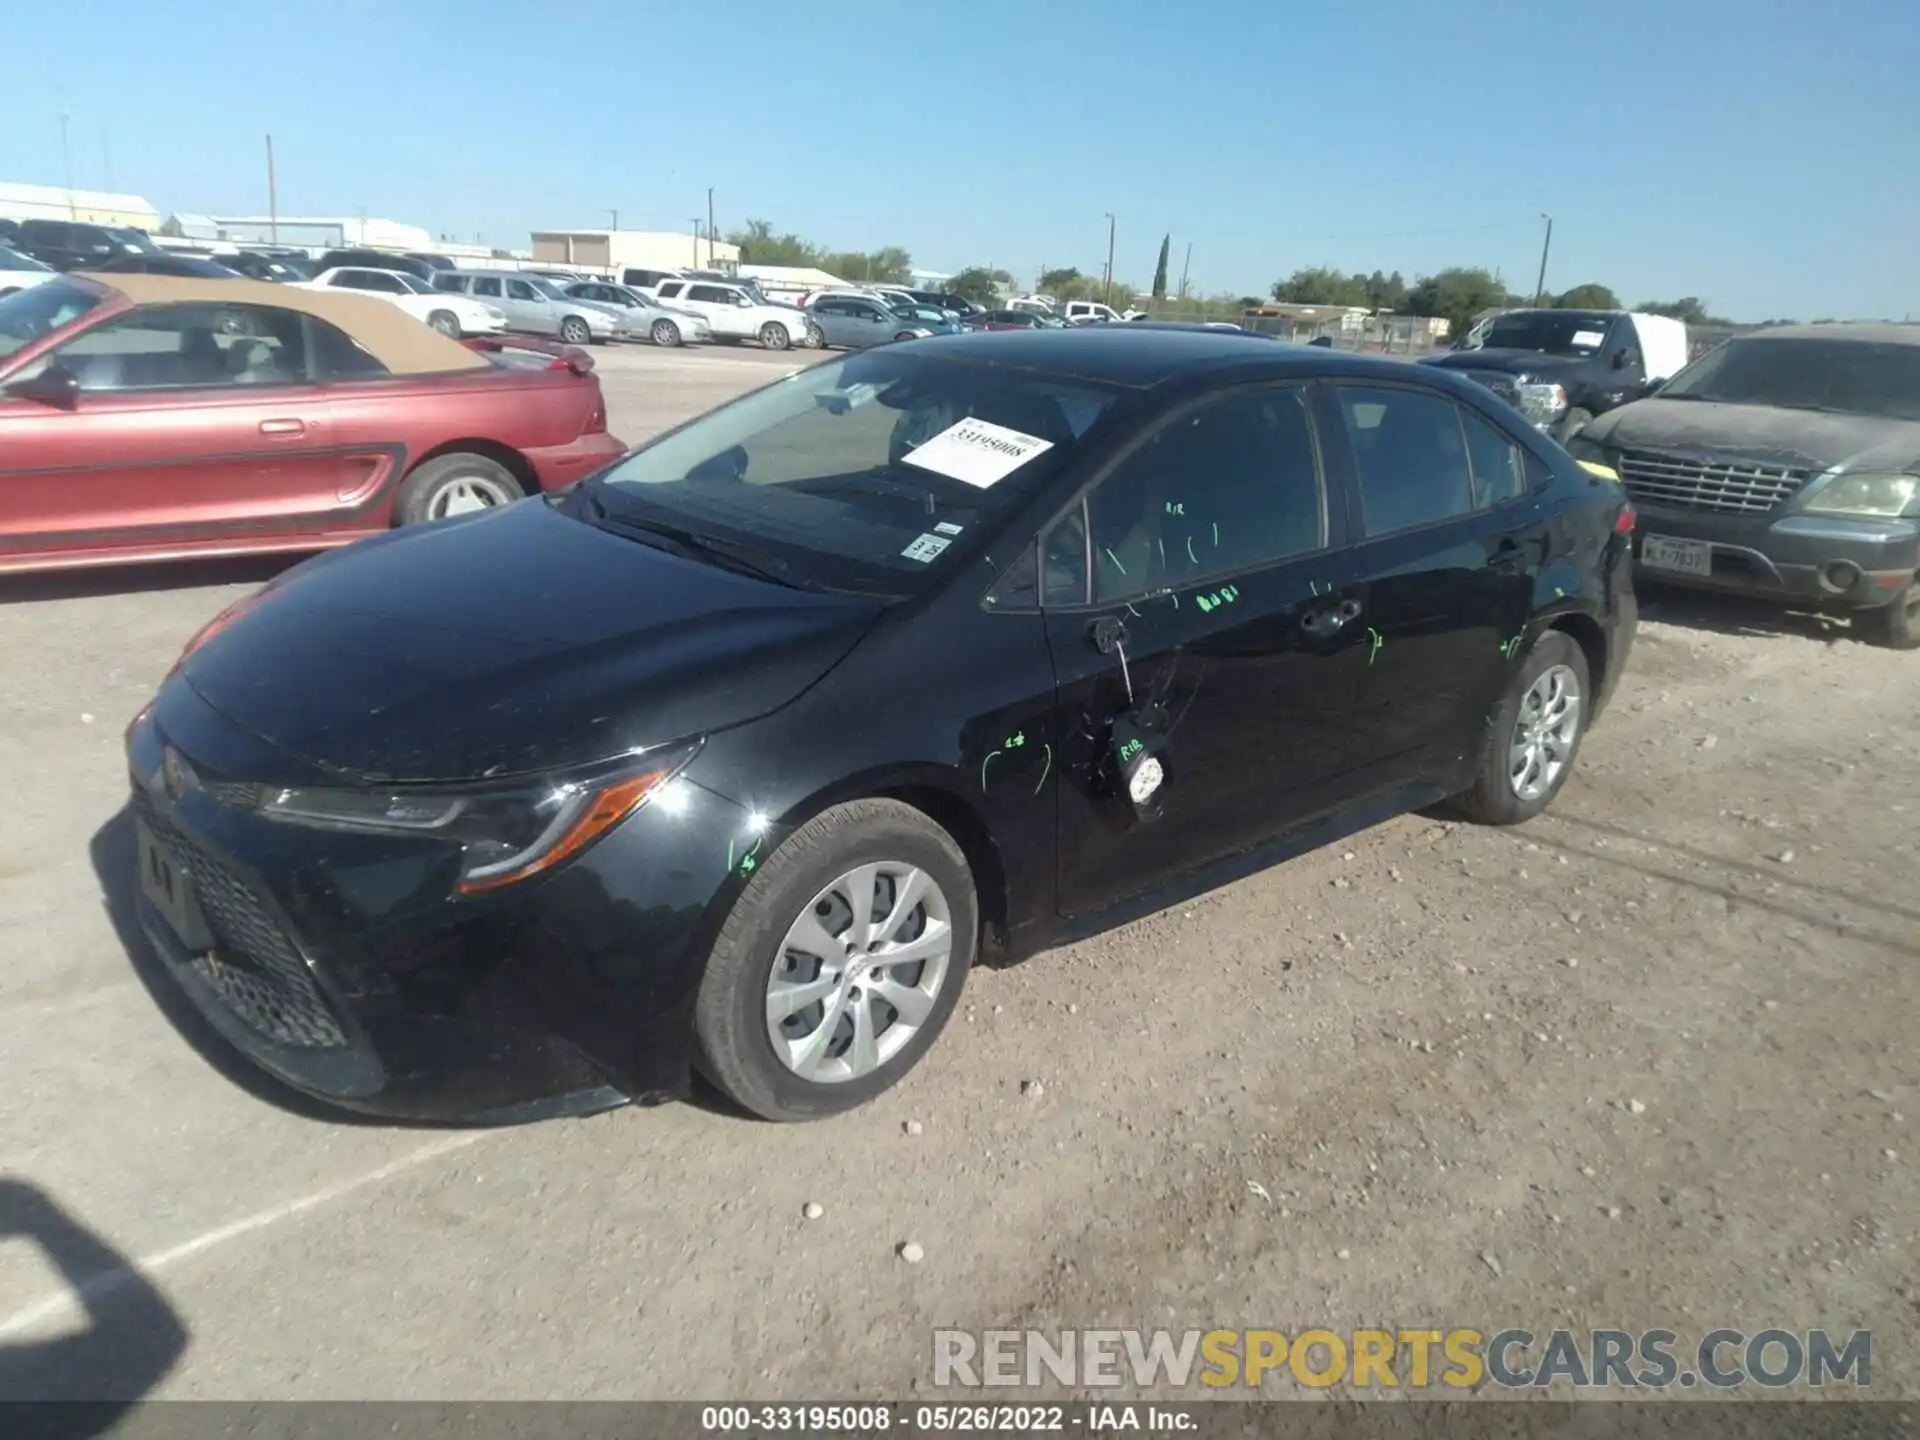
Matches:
[[1479, 311, 1613, 356], [529, 279, 570, 300], [737, 282, 770, 304], [0, 279, 103, 361], [393, 273, 436, 295], [108, 228, 160, 254], [0, 248, 51, 273], [580, 349, 1121, 594], [1658, 337, 1920, 422]]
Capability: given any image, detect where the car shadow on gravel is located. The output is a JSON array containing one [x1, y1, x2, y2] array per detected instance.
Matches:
[[0, 554, 300, 606], [1636, 582, 1863, 645]]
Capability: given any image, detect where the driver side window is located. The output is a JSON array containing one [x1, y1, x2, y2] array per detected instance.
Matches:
[[50, 303, 309, 392]]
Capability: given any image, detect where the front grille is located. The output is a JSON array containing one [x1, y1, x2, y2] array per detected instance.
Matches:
[[133, 789, 349, 1050], [1616, 449, 1810, 515], [1462, 369, 1520, 406]]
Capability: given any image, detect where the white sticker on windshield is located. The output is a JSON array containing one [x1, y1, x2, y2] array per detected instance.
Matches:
[[901, 533, 953, 563], [934, 521, 965, 536], [1572, 330, 1606, 348], [900, 417, 1054, 489]]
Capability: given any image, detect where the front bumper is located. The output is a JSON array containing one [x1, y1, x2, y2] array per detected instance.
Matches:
[[524, 431, 628, 491], [125, 696, 749, 1122], [1631, 507, 1918, 610]]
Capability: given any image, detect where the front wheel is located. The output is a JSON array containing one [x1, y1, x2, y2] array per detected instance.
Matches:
[[758, 321, 791, 351], [1448, 630, 1591, 825], [559, 316, 592, 345], [1856, 580, 1920, 650], [650, 318, 682, 347], [426, 309, 461, 338], [694, 798, 976, 1121]]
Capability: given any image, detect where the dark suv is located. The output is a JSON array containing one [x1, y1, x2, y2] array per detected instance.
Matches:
[[311, 249, 437, 282], [13, 219, 162, 271], [1570, 324, 1920, 649]]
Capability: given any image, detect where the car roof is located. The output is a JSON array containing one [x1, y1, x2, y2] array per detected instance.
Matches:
[[74, 273, 490, 374], [1743, 322, 1920, 345], [900, 326, 1419, 387]]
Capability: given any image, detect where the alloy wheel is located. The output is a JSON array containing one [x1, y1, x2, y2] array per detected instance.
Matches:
[[561, 318, 590, 344], [428, 312, 460, 337], [428, 475, 516, 519], [652, 319, 679, 346], [1508, 663, 1582, 802], [759, 322, 790, 351], [764, 862, 953, 1083]]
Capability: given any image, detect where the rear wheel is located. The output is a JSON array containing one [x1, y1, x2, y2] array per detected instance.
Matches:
[[694, 799, 976, 1121], [559, 316, 591, 345], [426, 309, 461, 338], [1856, 580, 1920, 650], [758, 321, 791, 351], [650, 318, 682, 347], [1449, 630, 1591, 825], [394, 453, 525, 525]]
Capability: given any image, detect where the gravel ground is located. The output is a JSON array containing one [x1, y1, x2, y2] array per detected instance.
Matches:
[[0, 342, 1913, 1402]]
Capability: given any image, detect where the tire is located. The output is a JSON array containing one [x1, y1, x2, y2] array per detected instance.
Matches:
[[559, 316, 591, 345], [393, 452, 526, 526], [650, 318, 682, 347], [1856, 579, 1920, 650], [758, 321, 791, 351], [426, 309, 461, 338], [1554, 407, 1595, 443], [694, 798, 977, 1121], [1448, 630, 1592, 825]]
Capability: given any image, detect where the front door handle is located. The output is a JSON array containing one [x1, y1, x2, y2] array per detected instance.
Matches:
[[258, 418, 306, 436], [1301, 598, 1361, 636]]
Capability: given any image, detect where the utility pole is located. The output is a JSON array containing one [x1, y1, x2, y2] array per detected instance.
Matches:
[[1103, 213, 1116, 306], [266, 134, 278, 245], [60, 110, 75, 216], [1178, 241, 1192, 301], [608, 208, 618, 231], [690, 218, 702, 267], [1533, 213, 1553, 306], [706, 187, 715, 264]]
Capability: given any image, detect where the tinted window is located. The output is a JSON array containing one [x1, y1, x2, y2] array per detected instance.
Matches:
[[432, 273, 466, 291], [1042, 500, 1090, 606], [689, 285, 734, 303], [1458, 405, 1529, 506], [1480, 311, 1614, 357], [1659, 337, 1920, 422], [656, 281, 684, 298], [1081, 386, 1325, 603], [0, 279, 104, 360], [506, 280, 540, 301], [308, 316, 389, 381], [1335, 386, 1475, 537], [587, 349, 1119, 596], [50, 303, 309, 390], [470, 277, 502, 298]]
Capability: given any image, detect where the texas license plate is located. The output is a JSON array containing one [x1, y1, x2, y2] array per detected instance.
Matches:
[[1640, 534, 1712, 576], [136, 819, 212, 952]]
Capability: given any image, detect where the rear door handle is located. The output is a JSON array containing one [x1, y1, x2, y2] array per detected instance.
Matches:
[[1301, 598, 1361, 635], [258, 418, 306, 436]]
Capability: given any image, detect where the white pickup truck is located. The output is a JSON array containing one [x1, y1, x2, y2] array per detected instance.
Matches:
[[650, 278, 819, 351]]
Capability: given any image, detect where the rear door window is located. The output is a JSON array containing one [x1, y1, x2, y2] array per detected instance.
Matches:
[[1332, 385, 1476, 537], [1457, 404, 1530, 506], [506, 279, 540, 301]]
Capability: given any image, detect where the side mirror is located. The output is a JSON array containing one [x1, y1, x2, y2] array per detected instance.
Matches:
[[4, 363, 80, 409]]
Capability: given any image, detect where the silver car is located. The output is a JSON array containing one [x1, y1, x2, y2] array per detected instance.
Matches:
[[431, 269, 626, 344], [805, 293, 935, 350], [563, 282, 713, 347]]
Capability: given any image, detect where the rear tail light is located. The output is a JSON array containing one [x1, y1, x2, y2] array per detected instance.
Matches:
[[583, 385, 607, 434], [1613, 504, 1636, 535]]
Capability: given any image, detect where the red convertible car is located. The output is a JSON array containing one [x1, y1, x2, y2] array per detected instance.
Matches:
[[0, 273, 627, 574]]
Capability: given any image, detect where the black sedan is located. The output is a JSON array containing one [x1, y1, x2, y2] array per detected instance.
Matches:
[[89, 253, 241, 278], [125, 328, 1638, 1123]]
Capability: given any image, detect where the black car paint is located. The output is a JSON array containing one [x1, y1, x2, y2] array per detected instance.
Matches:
[[311, 249, 437, 283], [126, 332, 1635, 1121], [1578, 394, 1920, 610], [1425, 312, 1648, 427]]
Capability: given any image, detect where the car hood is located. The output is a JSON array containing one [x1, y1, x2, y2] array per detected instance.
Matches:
[[1424, 348, 1591, 377], [179, 499, 886, 784], [1584, 398, 1920, 473]]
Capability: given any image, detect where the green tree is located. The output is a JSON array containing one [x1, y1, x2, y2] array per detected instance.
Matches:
[[725, 219, 822, 268], [1039, 266, 1085, 294], [1270, 266, 1371, 307], [820, 246, 914, 285], [1553, 282, 1621, 310], [1151, 234, 1170, 301], [948, 266, 1010, 304], [1363, 269, 1407, 311], [1636, 296, 1732, 326], [1406, 267, 1510, 336]]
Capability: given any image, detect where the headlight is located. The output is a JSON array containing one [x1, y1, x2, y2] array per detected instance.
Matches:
[[257, 742, 700, 894], [1515, 381, 1568, 426], [1800, 472, 1920, 519]]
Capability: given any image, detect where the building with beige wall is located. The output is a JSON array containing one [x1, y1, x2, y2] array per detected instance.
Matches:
[[531, 229, 739, 275], [0, 181, 160, 230]]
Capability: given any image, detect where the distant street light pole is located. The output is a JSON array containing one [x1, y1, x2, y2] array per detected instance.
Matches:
[[1103, 213, 1116, 306], [60, 110, 75, 217], [707, 187, 715, 265], [1533, 213, 1554, 305], [1178, 241, 1192, 301], [690, 218, 703, 268], [608, 208, 619, 231], [266, 134, 278, 245]]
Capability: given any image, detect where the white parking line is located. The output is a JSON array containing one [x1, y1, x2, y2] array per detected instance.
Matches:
[[0, 1131, 488, 1338]]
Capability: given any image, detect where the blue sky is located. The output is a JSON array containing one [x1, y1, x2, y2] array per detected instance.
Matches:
[[6, 0, 1916, 320]]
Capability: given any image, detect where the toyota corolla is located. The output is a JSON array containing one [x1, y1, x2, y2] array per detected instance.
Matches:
[[124, 328, 1637, 1124]]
